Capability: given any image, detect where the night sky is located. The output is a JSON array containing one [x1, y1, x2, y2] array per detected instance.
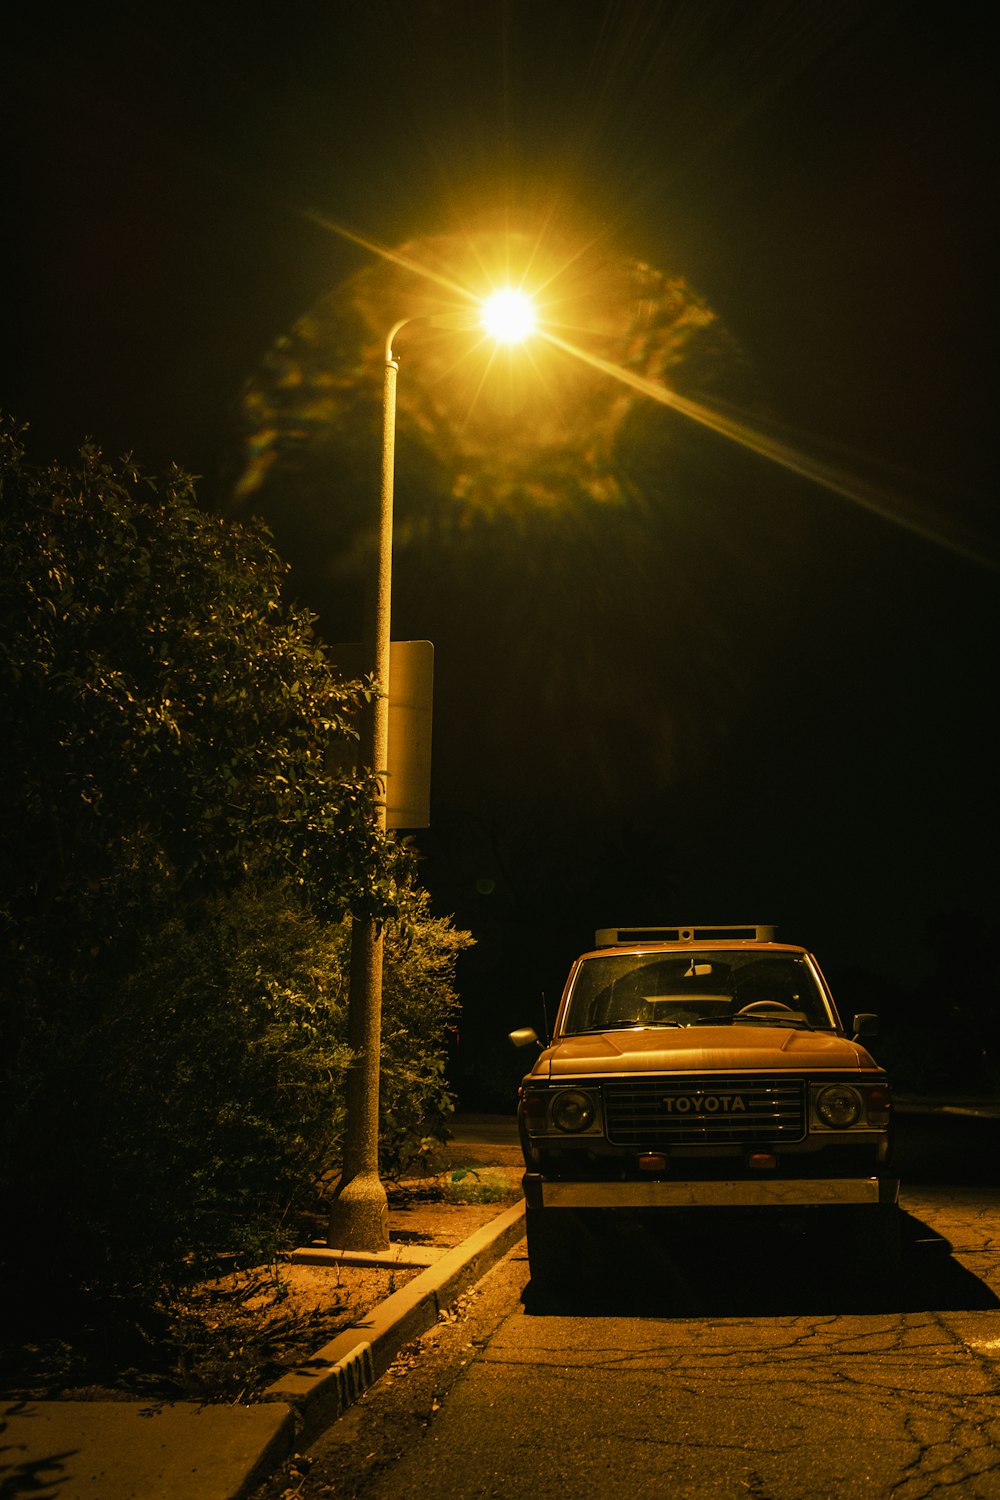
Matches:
[[3, 1, 996, 1038]]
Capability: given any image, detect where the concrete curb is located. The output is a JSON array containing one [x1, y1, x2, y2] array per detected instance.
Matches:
[[262, 1198, 526, 1447], [291, 1243, 441, 1270]]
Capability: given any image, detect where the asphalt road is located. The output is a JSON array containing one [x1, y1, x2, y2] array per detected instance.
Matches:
[[256, 1113, 1000, 1500]]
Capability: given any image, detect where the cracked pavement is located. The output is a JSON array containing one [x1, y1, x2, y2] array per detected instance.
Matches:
[[253, 1116, 1000, 1500]]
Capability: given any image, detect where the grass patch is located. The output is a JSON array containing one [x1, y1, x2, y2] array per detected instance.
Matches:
[[443, 1167, 518, 1204]]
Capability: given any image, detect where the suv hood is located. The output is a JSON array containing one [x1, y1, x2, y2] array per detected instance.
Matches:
[[531, 1025, 879, 1078]]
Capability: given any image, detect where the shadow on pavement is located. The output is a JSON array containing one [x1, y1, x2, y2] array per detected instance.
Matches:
[[521, 1208, 998, 1320], [522, 1110, 1000, 1319], [0, 1406, 72, 1500]]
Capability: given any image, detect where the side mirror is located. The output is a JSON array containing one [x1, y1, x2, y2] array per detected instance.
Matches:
[[509, 1026, 540, 1049], [852, 1012, 879, 1039]]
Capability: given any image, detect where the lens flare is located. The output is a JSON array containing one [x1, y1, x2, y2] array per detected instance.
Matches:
[[234, 221, 994, 573], [480, 288, 536, 344]]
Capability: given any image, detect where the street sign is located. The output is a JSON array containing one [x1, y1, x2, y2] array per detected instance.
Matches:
[[331, 640, 434, 828]]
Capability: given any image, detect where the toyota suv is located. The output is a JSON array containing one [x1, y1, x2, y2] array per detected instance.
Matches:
[[511, 925, 899, 1289]]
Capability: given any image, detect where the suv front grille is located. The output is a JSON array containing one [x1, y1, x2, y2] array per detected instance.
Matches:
[[604, 1075, 807, 1145]]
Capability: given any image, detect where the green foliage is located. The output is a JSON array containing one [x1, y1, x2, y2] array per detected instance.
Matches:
[[0, 420, 396, 948], [3, 885, 347, 1299], [0, 421, 469, 1312], [377, 888, 472, 1174], [3, 876, 470, 1310]]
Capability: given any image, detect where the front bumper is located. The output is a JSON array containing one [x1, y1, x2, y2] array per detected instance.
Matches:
[[523, 1172, 899, 1209]]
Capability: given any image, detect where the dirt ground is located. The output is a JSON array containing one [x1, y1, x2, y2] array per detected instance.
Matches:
[[0, 1148, 524, 1404], [273, 1167, 523, 1355]]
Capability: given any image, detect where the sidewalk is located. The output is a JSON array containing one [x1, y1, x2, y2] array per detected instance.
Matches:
[[894, 1093, 1000, 1120], [0, 1115, 525, 1500]]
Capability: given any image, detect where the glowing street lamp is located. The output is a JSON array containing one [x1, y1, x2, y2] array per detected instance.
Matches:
[[480, 288, 537, 344], [328, 291, 535, 1252]]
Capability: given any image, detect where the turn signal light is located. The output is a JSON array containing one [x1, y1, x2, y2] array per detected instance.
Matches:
[[519, 1089, 547, 1120], [638, 1153, 668, 1172], [748, 1152, 778, 1170], [866, 1084, 892, 1124]]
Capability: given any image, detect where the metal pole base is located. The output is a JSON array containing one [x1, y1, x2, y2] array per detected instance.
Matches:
[[328, 1170, 390, 1251]]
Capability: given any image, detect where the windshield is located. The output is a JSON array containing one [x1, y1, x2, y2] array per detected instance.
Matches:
[[561, 950, 836, 1035]]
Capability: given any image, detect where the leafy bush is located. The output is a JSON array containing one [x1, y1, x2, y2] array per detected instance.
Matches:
[[4, 887, 334, 1296], [4, 881, 469, 1307], [0, 421, 396, 933], [0, 423, 468, 1314], [377, 889, 472, 1174]]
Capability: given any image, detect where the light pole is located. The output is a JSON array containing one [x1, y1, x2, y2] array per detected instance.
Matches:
[[328, 293, 536, 1251], [326, 319, 404, 1250]]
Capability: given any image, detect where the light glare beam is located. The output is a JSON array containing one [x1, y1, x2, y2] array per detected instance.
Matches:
[[303, 209, 481, 307], [541, 329, 997, 573]]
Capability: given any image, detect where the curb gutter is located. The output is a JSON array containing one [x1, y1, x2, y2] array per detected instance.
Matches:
[[262, 1198, 526, 1447]]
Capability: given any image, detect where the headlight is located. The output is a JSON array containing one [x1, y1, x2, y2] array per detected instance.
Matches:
[[816, 1084, 863, 1128], [550, 1088, 596, 1133]]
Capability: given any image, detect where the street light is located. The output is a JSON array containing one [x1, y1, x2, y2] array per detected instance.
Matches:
[[328, 293, 536, 1251], [481, 288, 537, 344]]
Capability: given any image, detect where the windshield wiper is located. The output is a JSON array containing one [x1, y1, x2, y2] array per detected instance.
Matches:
[[731, 1016, 817, 1030], [574, 1020, 682, 1033]]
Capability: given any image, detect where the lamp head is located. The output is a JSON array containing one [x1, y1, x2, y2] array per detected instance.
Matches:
[[480, 288, 536, 345]]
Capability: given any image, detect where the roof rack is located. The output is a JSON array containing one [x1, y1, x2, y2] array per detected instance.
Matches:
[[594, 924, 777, 947]]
